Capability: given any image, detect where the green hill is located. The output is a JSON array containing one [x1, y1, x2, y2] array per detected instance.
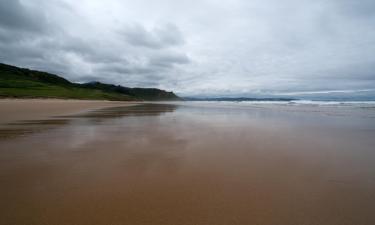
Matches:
[[80, 82, 180, 101], [0, 63, 180, 101]]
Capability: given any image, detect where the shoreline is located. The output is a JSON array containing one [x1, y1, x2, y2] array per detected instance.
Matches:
[[0, 99, 141, 124]]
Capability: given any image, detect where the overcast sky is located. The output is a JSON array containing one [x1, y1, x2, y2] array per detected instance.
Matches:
[[1, 0, 375, 98]]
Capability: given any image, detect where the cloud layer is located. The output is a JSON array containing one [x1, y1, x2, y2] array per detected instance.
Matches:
[[1, 0, 375, 98]]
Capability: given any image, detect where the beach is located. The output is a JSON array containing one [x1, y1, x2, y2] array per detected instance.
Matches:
[[1, 100, 375, 225], [0, 99, 139, 124]]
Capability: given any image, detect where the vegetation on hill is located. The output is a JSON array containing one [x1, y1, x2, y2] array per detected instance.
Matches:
[[81, 82, 180, 101], [0, 63, 180, 101]]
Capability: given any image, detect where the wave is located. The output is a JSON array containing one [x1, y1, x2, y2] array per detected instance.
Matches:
[[181, 100, 375, 107], [289, 100, 375, 106]]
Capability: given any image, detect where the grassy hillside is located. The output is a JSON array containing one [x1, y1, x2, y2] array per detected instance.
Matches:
[[0, 63, 180, 101], [81, 82, 180, 101]]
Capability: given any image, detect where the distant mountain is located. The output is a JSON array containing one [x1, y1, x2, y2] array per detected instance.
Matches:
[[0, 63, 180, 101], [183, 97, 297, 101]]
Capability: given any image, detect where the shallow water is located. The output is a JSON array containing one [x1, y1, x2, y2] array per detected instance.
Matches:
[[1, 103, 375, 225]]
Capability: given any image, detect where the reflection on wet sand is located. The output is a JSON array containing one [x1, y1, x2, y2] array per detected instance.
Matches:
[[0, 119, 70, 139], [0, 104, 177, 140], [1, 103, 375, 225], [64, 103, 178, 118]]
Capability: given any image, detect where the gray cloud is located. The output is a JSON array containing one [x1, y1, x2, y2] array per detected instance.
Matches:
[[0, 0, 190, 88], [336, 0, 375, 17], [121, 23, 185, 49], [0, 0, 47, 32], [149, 52, 190, 68], [0, 0, 374, 98]]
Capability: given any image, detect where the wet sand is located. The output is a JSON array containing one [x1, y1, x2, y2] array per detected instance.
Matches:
[[0, 99, 138, 124], [1, 102, 375, 225]]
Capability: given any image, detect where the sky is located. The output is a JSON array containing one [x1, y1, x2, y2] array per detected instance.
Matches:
[[1, 0, 375, 98]]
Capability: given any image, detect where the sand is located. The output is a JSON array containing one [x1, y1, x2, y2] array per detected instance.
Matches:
[[0, 99, 139, 124], [0, 101, 375, 225]]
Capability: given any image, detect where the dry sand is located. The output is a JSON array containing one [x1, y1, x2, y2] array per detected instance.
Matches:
[[0, 101, 375, 225]]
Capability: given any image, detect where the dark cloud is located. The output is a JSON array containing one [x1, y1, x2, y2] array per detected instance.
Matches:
[[0, 0, 47, 32], [96, 52, 190, 77]]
